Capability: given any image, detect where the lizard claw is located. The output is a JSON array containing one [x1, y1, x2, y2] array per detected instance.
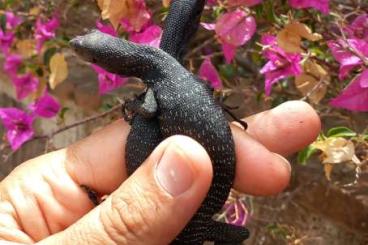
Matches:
[[121, 100, 135, 124]]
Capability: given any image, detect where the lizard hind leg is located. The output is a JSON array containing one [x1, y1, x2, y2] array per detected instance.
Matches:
[[215, 93, 248, 130], [206, 220, 249, 245], [197, 77, 248, 131], [222, 107, 248, 131]]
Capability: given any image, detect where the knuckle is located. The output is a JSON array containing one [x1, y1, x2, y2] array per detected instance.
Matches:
[[100, 182, 163, 244]]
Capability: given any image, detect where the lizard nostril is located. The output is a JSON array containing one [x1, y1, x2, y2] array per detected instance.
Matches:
[[69, 37, 83, 50]]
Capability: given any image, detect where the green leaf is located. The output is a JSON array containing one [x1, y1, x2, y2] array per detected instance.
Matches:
[[212, 5, 225, 19], [43, 47, 57, 66], [35, 67, 44, 77], [327, 127, 357, 138], [271, 95, 288, 108], [266, 223, 289, 240], [362, 133, 368, 141], [254, 4, 264, 19], [219, 64, 236, 80], [263, 0, 279, 23], [0, 14, 6, 32], [297, 145, 318, 165], [59, 107, 69, 121], [6, 0, 15, 6], [101, 102, 114, 111]]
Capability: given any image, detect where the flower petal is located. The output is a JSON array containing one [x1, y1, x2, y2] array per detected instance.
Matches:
[[29, 92, 61, 118], [199, 57, 222, 89], [12, 73, 39, 100], [130, 24, 162, 48], [288, 0, 330, 14], [215, 10, 256, 47], [91, 65, 128, 94], [222, 42, 237, 64], [330, 69, 368, 111], [0, 108, 34, 150]]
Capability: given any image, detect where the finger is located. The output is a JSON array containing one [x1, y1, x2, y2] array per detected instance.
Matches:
[[232, 101, 320, 195], [232, 125, 291, 195], [66, 120, 130, 194], [39, 136, 213, 245], [240, 101, 321, 156], [66, 119, 289, 196], [65, 101, 318, 196]]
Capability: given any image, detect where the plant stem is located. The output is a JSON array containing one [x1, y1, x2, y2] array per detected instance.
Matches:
[[35, 103, 122, 140]]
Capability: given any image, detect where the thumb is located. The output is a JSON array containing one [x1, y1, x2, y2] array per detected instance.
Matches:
[[39, 135, 213, 245]]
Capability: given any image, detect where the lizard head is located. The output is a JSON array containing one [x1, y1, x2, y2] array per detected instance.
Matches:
[[69, 29, 104, 64], [70, 29, 180, 80], [69, 29, 146, 77]]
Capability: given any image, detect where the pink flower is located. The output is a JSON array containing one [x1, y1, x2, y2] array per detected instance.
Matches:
[[130, 24, 162, 48], [12, 73, 39, 100], [346, 14, 368, 41], [207, 0, 217, 5], [96, 21, 117, 36], [199, 57, 222, 89], [330, 69, 368, 111], [0, 29, 14, 54], [288, 0, 330, 14], [201, 22, 216, 31], [0, 12, 21, 54], [0, 108, 34, 150], [228, 0, 262, 7], [91, 65, 128, 94], [5, 11, 22, 30], [222, 42, 237, 64], [215, 10, 256, 63], [120, 0, 151, 33], [260, 35, 302, 95], [34, 16, 60, 52], [327, 39, 368, 79], [3, 54, 22, 78], [222, 197, 249, 227], [29, 92, 61, 118]]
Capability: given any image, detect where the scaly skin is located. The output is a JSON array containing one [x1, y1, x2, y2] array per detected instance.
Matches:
[[160, 0, 206, 62], [70, 1, 249, 244]]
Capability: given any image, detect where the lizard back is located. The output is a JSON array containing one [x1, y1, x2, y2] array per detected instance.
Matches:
[[154, 75, 236, 243]]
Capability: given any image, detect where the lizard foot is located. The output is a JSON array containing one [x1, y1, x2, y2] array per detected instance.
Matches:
[[207, 220, 249, 245], [222, 107, 248, 131], [121, 98, 141, 124]]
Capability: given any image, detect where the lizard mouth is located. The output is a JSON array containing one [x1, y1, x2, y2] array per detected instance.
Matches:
[[69, 36, 83, 50], [69, 31, 100, 63]]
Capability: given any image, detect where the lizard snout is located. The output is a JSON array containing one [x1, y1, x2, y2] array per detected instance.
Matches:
[[69, 36, 83, 51], [69, 35, 96, 63]]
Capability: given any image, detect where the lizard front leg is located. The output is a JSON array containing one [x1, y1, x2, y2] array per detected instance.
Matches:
[[125, 116, 162, 175], [122, 88, 157, 123], [124, 88, 158, 119], [123, 87, 162, 175]]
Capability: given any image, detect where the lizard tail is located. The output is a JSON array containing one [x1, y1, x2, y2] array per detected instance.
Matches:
[[160, 0, 206, 62]]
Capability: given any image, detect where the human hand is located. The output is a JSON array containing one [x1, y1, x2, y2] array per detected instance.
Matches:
[[0, 101, 320, 244]]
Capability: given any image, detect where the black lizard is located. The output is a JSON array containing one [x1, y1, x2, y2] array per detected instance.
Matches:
[[70, 0, 249, 244]]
